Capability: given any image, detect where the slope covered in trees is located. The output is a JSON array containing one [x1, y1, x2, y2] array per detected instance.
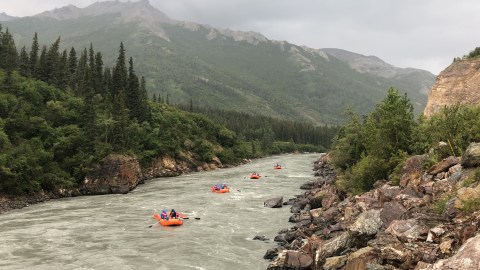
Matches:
[[0, 27, 336, 195], [0, 27, 242, 194]]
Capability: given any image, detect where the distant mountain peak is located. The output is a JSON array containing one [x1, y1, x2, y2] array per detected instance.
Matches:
[[35, 0, 173, 24], [0, 12, 17, 22]]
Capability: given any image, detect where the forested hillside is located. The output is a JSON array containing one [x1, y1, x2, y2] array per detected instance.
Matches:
[[0, 27, 336, 195]]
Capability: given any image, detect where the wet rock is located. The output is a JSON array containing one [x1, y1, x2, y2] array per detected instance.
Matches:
[[284, 230, 303, 243], [253, 235, 269, 241], [309, 189, 328, 209], [264, 197, 283, 208], [291, 198, 308, 213], [264, 247, 281, 260], [274, 234, 286, 243]]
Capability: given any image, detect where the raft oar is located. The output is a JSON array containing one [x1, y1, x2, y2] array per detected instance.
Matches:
[[148, 222, 159, 228], [182, 217, 201, 220]]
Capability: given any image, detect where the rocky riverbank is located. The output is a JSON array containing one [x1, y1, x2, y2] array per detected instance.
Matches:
[[265, 143, 480, 269], [0, 153, 250, 214]]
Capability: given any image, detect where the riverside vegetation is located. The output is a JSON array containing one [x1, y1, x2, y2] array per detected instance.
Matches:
[[0, 27, 334, 197], [264, 67, 480, 268]]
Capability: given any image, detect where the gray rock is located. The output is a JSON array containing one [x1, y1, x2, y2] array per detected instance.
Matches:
[[264, 197, 283, 208], [422, 234, 480, 270], [349, 209, 382, 236], [461, 142, 480, 168]]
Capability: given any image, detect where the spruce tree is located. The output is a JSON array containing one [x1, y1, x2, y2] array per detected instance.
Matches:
[[29, 32, 39, 77], [19, 46, 29, 76]]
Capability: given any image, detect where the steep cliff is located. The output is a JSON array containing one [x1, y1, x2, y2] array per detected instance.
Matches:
[[424, 58, 480, 118]]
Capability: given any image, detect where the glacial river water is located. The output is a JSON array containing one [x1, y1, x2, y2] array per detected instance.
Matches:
[[0, 153, 320, 270]]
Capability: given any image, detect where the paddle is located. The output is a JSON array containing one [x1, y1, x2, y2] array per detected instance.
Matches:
[[148, 222, 159, 228], [182, 217, 201, 220]]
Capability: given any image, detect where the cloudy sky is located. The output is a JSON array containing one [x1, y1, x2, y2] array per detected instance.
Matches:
[[2, 0, 480, 75]]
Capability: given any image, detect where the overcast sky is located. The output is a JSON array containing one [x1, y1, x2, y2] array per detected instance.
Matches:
[[2, 0, 480, 75]]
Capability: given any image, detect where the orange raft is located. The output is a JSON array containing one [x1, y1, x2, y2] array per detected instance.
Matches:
[[274, 165, 282, 170], [211, 186, 230, 193], [153, 213, 184, 226], [250, 174, 261, 179]]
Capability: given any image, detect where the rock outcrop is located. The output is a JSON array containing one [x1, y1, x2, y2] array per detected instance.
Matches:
[[423, 58, 480, 118], [265, 146, 480, 270], [81, 154, 142, 195]]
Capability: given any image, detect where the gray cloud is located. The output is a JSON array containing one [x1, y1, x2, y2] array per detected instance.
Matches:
[[2, 0, 480, 74]]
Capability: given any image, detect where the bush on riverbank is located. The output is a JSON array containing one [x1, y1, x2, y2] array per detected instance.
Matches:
[[330, 88, 480, 194]]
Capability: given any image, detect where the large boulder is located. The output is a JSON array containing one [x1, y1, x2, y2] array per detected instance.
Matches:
[[427, 156, 460, 175], [81, 155, 142, 195], [264, 197, 283, 208], [284, 251, 313, 269], [461, 142, 480, 168], [349, 209, 382, 236], [400, 155, 426, 188], [380, 201, 407, 229], [385, 219, 429, 242], [420, 234, 480, 270]]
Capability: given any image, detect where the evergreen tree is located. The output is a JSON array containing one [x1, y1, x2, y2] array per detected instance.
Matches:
[[94, 52, 104, 97], [37, 45, 48, 81], [46, 37, 61, 85], [29, 32, 39, 77], [67, 47, 77, 87], [0, 28, 18, 73], [126, 56, 140, 120], [19, 46, 29, 76]]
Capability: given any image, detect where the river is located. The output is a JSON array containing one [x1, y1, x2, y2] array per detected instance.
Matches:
[[0, 153, 320, 270]]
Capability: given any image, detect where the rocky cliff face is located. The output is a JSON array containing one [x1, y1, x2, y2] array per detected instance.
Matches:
[[424, 58, 480, 118]]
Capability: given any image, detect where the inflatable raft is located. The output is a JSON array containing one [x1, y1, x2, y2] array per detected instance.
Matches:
[[250, 174, 261, 179], [211, 186, 230, 193], [153, 213, 184, 226], [274, 165, 282, 170]]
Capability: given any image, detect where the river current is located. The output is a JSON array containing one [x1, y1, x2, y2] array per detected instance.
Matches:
[[0, 153, 320, 270]]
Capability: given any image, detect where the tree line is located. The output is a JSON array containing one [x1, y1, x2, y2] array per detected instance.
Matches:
[[174, 104, 338, 152]]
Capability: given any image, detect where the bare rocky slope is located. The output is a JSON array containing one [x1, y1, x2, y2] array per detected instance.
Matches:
[[424, 58, 480, 118]]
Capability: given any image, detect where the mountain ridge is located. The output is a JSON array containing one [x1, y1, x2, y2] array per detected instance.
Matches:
[[1, 0, 436, 124]]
